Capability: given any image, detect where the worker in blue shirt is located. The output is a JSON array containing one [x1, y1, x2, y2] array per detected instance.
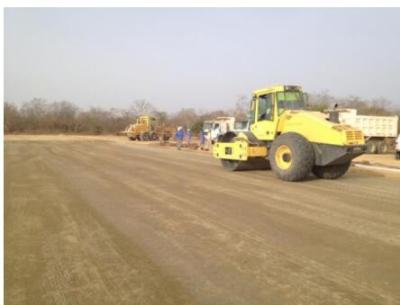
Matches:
[[199, 129, 206, 150], [175, 127, 185, 150], [186, 128, 192, 146]]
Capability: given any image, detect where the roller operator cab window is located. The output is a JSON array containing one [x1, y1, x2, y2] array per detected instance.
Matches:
[[250, 96, 257, 124], [258, 94, 274, 121], [277, 91, 305, 115]]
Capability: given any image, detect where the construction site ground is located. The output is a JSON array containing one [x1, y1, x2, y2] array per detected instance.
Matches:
[[354, 153, 400, 169], [5, 135, 400, 305]]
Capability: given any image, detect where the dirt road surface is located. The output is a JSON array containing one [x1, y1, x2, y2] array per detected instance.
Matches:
[[5, 136, 400, 305]]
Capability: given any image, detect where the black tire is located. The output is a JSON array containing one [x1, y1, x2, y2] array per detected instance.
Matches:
[[221, 160, 242, 171], [396, 152, 400, 160], [221, 158, 269, 171], [249, 157, 270, 170], [377, 142, 388, 154], [312, 161, 351, 179], [366, 141, 377, 154], [150, 133, 159, 141], [140, 133, 150, 141], [269, 133, 314, 181], [128, 136, 136, 141]]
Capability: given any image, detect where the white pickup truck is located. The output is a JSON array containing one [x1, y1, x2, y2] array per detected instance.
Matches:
[[203, 117, 236, 143]]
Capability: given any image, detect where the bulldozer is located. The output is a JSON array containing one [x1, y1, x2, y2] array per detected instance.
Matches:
[[125, 115, 172, 141], [213, 85, 366, 181]]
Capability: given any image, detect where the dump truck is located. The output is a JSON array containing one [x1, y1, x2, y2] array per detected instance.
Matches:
[[326, 109, 398, 154], [203, 117, 235, 143], [203, 117, 250, 144], [125, 115, 173, 141], [213, 85, 366, 181]]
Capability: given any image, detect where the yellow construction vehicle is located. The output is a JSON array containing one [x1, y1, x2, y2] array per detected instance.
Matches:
[[125, 115, 172, 141], [213, 85, 366, 181]]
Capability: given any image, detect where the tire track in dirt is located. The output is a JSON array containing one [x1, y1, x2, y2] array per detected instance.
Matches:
[[5, 141, 198, 305], [35, 140, 400, 304]]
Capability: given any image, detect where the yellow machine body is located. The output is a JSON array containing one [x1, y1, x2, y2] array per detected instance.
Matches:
[[213, 85, 366, 180], [213, 134, 268, 160], [125, 115, 173, 141]]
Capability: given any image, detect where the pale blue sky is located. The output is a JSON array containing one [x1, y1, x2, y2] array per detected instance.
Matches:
[[5, 8, 400, 111]]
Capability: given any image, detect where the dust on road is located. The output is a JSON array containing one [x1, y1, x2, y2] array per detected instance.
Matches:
[[5, 136, 400, 305]]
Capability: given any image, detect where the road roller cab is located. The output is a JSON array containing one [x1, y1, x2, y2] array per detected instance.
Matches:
[[213, 85, 366, 181]]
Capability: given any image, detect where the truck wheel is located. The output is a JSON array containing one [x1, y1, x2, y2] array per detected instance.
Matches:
[[366, 141, 377, 154], [150, 133, 159, 141], [396, 152, 400, 160], [128, 136, 136, 141], [140, 133, 150, 141], [270, 133, 314, 181], [377, 142, 388, 154], [312, 161, 351, 179]]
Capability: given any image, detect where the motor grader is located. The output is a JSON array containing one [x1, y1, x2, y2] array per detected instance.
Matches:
[[125, 115, 172, 141], [213, 85, 366, 181]]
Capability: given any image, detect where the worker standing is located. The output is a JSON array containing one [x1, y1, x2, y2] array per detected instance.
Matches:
[[199, 129, 206, 150], [175, 127, 185, 150], [186, 128, 192, 146]]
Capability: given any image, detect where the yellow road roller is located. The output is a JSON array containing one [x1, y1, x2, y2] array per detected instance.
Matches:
[[213, 85, 366, 181]]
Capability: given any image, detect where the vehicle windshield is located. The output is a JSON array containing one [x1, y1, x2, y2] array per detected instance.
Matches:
[[276, 91, 305, 115], [234, 121, 249, 130]]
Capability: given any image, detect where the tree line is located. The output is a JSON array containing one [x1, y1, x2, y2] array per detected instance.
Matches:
[[4, 93, 400, 134]]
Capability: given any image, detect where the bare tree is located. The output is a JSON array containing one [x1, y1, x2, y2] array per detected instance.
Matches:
[[49, 101, 78, 132], [307, 91, 335, 111], [152, 111, 169, 125], [171, 108, 198, 129], [20, 98, 50, 131], [129, 99, 155, 116], [4, 93, 399, 135], [232, 94, 249, 120], [4, 102, 20, 133]]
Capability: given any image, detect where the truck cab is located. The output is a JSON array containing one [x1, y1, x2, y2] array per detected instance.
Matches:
[[203, 117, 235, 143]]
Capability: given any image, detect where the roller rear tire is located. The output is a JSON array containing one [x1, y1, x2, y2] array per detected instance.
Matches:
[[270, 133, 314, 181], [312, 161, 351, 179]]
